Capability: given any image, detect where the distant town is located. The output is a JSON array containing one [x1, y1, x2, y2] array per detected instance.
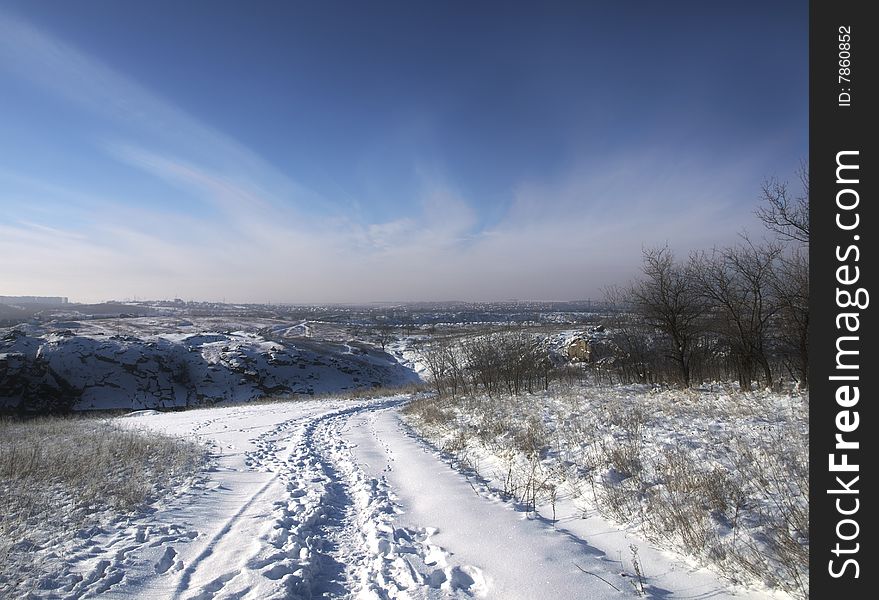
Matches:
[[0, 296, 68, 305]]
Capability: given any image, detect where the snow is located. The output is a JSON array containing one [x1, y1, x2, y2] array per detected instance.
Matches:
[[14, 394, 797, 599], [346, 408, 620, 599], [120, 409, 161, 418], [0, 318, 418, 410], [401, 384, 807, 599]]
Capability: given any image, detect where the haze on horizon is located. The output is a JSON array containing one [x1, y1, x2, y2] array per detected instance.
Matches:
[[0, 1, 807, 305]]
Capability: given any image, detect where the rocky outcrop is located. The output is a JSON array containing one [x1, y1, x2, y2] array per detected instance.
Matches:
[[0, 352, 78, 413], [0, 327, 418, 412]]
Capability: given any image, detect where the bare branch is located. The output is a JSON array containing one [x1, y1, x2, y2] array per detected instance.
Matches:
[[755, 164, 809, 244]]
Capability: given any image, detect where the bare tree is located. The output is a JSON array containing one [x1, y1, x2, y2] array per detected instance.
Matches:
[[440, 340, 467, 396], [755, 161, 809, 387], [602, 285, 656, 385], [756, 162, 809, 245], [411, 337, 450, 395], [463, 335, 500, 396], [628, 246, 706, 387], [692, 240, 783, 390], [374, 322, 395, 352], [771, 247, 809, 386]]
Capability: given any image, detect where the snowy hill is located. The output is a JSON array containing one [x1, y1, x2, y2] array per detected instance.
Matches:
[[0, 318, 419, 411]]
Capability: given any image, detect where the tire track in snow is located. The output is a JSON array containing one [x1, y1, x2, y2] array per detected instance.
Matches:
[[300, 398, 489, 598], [170, 410, 316, 600], [172, 475, 277, 598], [165, 401, 389, 599], [191, 397, 489, 599], [34, 399, 487, 599]]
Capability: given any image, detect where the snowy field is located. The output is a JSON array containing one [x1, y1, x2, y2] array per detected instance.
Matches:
[[3, 392, 801, 599]]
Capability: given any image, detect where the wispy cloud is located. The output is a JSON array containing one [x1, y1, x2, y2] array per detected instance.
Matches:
[[0, 10, 774, 303], [105, 143, 286, 227], [0, 9, 318, 209]]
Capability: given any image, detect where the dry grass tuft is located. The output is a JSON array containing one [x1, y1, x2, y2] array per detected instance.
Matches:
[[0, 415, 207, 594]]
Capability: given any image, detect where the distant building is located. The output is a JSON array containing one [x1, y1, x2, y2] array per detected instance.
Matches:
[[0, 296, 69, 305], [566, 337, 592, 362]]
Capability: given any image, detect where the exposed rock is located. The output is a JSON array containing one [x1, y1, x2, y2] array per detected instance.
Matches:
[[0, 327, 418, 412], [0, 353, 77, 413]]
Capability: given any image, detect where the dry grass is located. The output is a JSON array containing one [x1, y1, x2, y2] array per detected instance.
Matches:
[[0, 415, 207, 594], [245, 382, 428, 406], [403, 384, 809, 599]]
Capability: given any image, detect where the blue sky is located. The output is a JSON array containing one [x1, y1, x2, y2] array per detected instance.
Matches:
[[0, 1, 807, 303]]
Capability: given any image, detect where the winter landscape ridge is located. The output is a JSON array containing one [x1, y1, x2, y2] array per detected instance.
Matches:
[[0, 298, 806, 600]]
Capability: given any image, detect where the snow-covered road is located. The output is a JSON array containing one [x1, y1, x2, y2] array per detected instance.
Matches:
[[49, 397, 787, 599]]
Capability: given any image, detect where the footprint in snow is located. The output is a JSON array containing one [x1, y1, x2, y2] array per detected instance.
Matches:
[[155, 546, 178, 574]]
